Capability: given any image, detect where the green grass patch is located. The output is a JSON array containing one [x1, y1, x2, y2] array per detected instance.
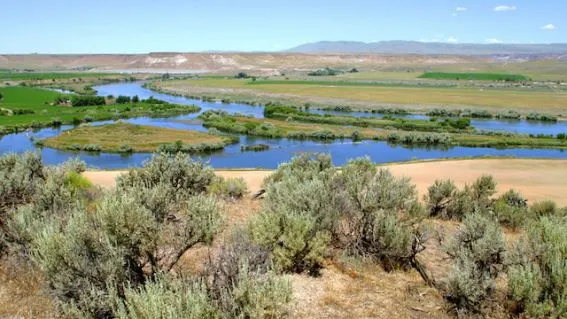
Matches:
[[419, 72, 530, 82], [42, 122, 230, 153], [0, 86, 200, 132]]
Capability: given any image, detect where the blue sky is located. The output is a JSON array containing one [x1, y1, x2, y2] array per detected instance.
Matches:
[[0, 0, 564, 53]]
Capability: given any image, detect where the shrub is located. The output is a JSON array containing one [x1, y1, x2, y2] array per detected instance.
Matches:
[[249, 154, 336, 273], [31, 187, 223, 317], [205, 231, 292, 318], [118, 144, 133, 153], [208, 176, 248, 199], [529, 200, 558, 217], [71, 95, 105, 107], [492, 189, 529, 228], [444, 213, 506, 313], [424, 175, 496, 220], [115, 95, 131, 104], [241, 144, 270, 152], [83, 143, 101, 152], [112, 276, 218, 319], [425, 179, 458, 217], [508, 216, 567, 317], [332, 157, 424, 269], [84, 115, 93, 122], [116, 153, 215, 197]]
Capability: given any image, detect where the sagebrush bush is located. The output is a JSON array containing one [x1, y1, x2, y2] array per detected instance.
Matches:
[[425, 175, 496, 220], [425, 179, 457, 217], [117, 153, 215, 196], [31, 185, 223, 316], [529, 200, 558, 217], [208, 176, 248, 199], [508, 216, 567, 317], [0, 153, 87, 255], [492, 189, 529, 228], [332, 157, 424, 269], [112, 275, 218, 319], [249, 154, 336, 273], [205, 231, 292, 318], [444, 213, 506, 313]]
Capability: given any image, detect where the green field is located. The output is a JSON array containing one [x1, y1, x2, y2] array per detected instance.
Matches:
[[42, 122, 228, 153], [0, 86, 200, 132], [158, 78, 567, 114], [419, 72, 530, 82]]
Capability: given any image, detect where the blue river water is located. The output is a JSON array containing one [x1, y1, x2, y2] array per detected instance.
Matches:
[[0, 82, 565, 169]]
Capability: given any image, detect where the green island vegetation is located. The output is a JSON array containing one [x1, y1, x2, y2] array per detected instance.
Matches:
[[41, 122, 235, 153], [307, 67, 345, 76], [418, 72, 531, 82], [197, 110, 567, 149], [1, 152, 566, 318], [241, 144, 270, 152], [0, 86, 200, 134], [263, 105, 473, 132]]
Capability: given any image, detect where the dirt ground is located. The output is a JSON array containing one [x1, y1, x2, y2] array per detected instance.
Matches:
[[83, 158, 567, 206]]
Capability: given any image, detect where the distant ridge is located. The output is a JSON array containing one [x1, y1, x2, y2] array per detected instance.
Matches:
[[286, 40, 567, 56]]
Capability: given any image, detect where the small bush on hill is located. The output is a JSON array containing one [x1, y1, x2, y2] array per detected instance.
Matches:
[[332, 157, 425, 269], [444, 213, 506, 313], [424, 175, 496, 220], [208, 176, 248, 199], [508, 216, 567, 317]]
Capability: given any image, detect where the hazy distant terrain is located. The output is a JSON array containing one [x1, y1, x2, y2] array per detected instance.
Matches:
[[0, 52, 487, 73], [286, 40, 567, 57]]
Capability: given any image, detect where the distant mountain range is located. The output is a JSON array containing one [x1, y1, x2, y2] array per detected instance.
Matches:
[[286, 41, 567, 56]]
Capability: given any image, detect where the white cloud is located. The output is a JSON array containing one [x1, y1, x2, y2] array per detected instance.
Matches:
[[494, 5, 516, 11], [541, 24, 557, 30], [446, 37, 459, 43], [456, 7, 468, 12], [486, 38, 503, 44]]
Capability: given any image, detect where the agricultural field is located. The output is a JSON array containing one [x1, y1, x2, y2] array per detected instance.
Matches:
[[154, 76, 567, 115], [0, 86, 200, 131], [418, 72, 529, 82], [42, 122, 230, 153]]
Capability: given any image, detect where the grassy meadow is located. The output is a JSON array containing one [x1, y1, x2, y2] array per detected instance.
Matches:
[[156, 77, 567, 114], [418, 72, 530, 82]]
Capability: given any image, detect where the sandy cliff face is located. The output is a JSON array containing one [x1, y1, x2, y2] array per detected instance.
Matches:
[[0, 53, 488, 73]]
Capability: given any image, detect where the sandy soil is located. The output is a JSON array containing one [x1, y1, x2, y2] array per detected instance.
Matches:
[[83, 158, 567, 206]]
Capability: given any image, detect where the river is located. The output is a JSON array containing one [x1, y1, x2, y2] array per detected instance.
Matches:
[[0, 82, 565, 169]]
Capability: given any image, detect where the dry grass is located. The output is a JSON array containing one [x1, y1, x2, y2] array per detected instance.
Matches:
[[161, 78, 567, 113], [0, 257, 55, 318], [43, 122, 226, 153]]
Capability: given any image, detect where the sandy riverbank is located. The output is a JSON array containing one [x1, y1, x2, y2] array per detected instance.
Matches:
[[83, 158, 567, 206]]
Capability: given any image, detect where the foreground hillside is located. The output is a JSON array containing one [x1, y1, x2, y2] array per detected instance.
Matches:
[[2, 154, 566, 318]]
